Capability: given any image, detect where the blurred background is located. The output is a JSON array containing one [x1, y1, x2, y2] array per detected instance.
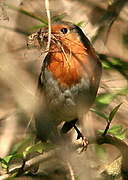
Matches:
[[0, 0, 128, 179]]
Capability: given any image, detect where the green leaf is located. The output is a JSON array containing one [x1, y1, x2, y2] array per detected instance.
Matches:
[[28, 24, 47, 31], [108, 125, 123, 134], [0, 157, 8, 169], [99, 125, 126, 140], [95, 92, 118, 110], [108, 103, 122, 122], [11, 136, 34, 155], [23, 142, 42, 158], [96, 93, 116, 106], [3, 156, 13, 164], [76, 21, 85, 27], [52, 13, 66, 22], [22, 141, 54, 158], [108, 125, 126, 140], [115, 132, 126, 140], [102, 61, 113, 69], [1, 154, 23, 169]]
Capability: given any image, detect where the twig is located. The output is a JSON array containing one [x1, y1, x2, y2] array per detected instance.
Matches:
[[67, 161, 75, 180], [43, 0, 51, 64], [0, 150, 56, 179], [102, 122, 111, 136], [1, 134, 128, 179]]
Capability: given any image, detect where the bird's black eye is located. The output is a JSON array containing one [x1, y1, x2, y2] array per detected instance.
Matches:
[[60, 28, 68, 34]]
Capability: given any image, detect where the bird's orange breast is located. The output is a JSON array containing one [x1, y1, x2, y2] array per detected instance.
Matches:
[[47, 38, 89, 87]]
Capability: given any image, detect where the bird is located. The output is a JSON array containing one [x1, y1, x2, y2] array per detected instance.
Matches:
[[28, 21, 102, 146]]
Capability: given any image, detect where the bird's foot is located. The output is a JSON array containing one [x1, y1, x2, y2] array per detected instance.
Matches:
[[74, 125, 88, 152]]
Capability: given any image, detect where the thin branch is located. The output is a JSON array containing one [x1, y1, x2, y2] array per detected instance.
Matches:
[[0, 150, 56, 179], [67, 161, 75, 180], [0, 134, 128, 179], [43, 0, 51, 63], [102, 122, 111, 136]]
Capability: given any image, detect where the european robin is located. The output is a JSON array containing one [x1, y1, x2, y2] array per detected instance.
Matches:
[[28, 21, 102, 145]]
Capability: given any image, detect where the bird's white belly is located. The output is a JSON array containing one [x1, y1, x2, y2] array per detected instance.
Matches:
[[43, 71, 92, 123]]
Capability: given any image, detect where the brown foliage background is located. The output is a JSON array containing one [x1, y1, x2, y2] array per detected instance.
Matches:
[[0, 0, 128, 179]]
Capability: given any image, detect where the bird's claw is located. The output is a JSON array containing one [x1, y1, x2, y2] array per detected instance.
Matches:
[[80, 136, 88, 152], [74, 126, 88, 152]]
